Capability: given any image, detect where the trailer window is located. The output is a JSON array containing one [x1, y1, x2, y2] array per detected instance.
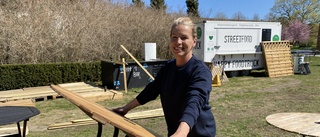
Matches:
[[262, 29, 271, 41]]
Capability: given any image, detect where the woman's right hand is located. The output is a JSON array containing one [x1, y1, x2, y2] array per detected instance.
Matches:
[[111, 98, 141, 116], [112, 107, 128, 116]]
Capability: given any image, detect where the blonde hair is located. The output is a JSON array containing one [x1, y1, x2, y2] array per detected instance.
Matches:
[[171, 17, 197, 38]]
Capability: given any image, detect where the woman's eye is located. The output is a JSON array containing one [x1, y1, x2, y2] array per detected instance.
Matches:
[[181, 37, 187, 40]]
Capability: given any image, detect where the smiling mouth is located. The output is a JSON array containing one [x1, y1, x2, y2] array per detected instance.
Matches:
[[174, 47, 184, 51]]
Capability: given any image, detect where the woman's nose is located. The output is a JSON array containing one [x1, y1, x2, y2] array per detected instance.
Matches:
[[177, 38, 182, 44]]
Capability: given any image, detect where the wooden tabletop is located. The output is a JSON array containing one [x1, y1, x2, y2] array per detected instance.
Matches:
[[266, 113, 320, 136]]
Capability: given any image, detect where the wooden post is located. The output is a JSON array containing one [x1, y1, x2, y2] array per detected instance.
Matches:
[[122, 58, 128, 93], [120, 45, 155, 80]]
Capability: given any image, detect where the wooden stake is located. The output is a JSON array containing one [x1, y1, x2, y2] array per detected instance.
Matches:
[[120, 45, 155, 80], [122, 58, 128, 93]]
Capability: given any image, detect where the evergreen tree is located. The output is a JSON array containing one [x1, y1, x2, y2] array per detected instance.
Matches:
[[150, 0, 166, 10], [186, 0, 200, 17], [132, 0, 144, 7]]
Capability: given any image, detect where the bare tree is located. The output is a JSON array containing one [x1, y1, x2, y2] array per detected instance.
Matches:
[[0, 0, 177, 64], [252, 14, 260, 21], [213, 12, 228, 20], [232, 11, 246, 21], [270, 0, 320, 24]]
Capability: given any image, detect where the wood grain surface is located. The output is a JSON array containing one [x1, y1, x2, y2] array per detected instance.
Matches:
[[51, 84, 158, 137], [266, 112, 320, 136]]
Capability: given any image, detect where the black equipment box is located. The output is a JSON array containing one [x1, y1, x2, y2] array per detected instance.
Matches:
[[101, 59, 167, 90]]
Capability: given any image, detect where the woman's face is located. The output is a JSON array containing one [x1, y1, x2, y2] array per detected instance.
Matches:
[[170, 24, 196, 58]]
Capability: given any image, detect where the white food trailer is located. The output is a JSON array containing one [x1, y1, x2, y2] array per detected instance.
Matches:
[[194, 20, 282, 77]]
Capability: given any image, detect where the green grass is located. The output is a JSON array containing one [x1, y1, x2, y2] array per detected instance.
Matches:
[[25, 56, 320, 137]]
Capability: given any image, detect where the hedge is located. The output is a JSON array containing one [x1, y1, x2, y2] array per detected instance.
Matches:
[[0, 62, 101, 91]]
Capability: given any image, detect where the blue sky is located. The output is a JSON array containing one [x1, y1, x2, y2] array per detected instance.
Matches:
[[140, 0, 276, 19]]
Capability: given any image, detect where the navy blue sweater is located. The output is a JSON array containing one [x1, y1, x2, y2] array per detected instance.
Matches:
[[137, 55, 216, 137]]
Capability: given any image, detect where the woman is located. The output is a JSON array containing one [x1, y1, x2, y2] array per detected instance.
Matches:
[[113, 17, 216, 137]]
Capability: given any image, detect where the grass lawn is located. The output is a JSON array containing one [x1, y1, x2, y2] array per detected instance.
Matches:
[[23, 56, 320, 137]]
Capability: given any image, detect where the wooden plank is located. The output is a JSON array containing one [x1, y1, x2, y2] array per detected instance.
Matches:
[[268, 73, 293, 78], [5, 92, 58, 101], [78, 91, 123, 102], [23, 86, 53, 92], [47, 121, 98, 130], [264, 50, 291, 53], [122, 58, 128, 93], [65, 87, 104, 93], [266, 61, 292, 66], [0, 82, 106, 102], [47, 108, 164, 130], [58, 82, 92, 87], [58, 84, 104, 91], [265, 55, 292, 59], [120, 45, 155, 80], [266, 64, 293, 68], [0, 99, 35, 107], [50, 84, 159, 137], [0, 89, 55, 98], [268, 69, 293, 74], [264, 52, 291, 56], [7, 90, 56, 97], [0, 126, 28, 137], [0, 89, 24, 97]]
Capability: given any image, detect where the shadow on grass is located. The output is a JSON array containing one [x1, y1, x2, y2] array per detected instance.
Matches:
[[250, 71, 267, 77]]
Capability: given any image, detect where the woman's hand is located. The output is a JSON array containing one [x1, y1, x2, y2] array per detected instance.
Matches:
[[112, 98, 141, 116], [112, 107, 128, 116], [170, 122, 190, 137]]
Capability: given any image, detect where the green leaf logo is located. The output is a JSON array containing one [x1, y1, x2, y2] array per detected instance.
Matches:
[[209, 36, 213, 40], [197, 27, 202, 39], [272, 35, 280, 41]]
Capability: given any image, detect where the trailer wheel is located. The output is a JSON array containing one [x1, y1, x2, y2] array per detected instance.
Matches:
[[226, 71, 239, 78], [240, 70, 251, 76]]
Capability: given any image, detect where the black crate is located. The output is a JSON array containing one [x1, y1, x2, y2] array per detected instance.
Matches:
[[101, 59, 167, 90]]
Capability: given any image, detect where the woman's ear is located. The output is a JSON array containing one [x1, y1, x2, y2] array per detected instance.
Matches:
[[193, 37, 197, 48]]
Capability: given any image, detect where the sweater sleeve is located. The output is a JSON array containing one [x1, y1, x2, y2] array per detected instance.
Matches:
[[179, 66, 212, 129], [136, 66, 164, 105]]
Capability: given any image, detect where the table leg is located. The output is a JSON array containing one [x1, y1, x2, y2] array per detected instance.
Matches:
[[113, 127, 119, 137], [97, 122, 102, 137], [96, 123, 120, 137], [23, 119, 29, 137], [17, 122, 22, 137]]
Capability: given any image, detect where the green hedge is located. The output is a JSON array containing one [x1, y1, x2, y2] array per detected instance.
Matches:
[[0, 62, 101, 91]]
